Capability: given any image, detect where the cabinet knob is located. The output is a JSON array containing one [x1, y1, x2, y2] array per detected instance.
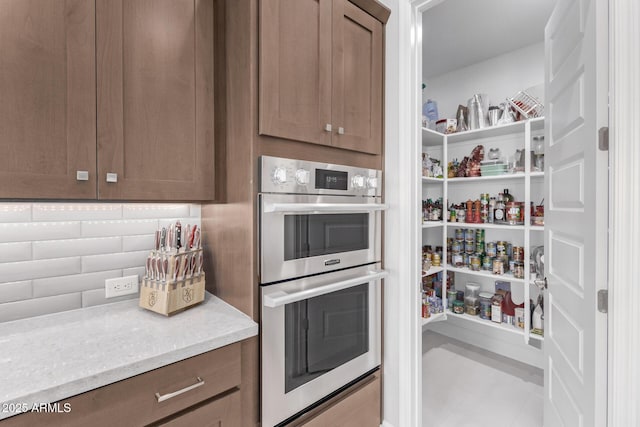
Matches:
[[338, 127, 345, 135], [106, 173, 118, 183], [76, 171, 89, 181], [325, 124, 332, 132]]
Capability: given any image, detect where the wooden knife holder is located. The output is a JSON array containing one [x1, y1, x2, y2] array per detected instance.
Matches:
[[139, 248, 205, 316]]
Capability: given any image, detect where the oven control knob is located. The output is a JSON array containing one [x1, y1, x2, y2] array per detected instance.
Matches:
[[351, 174, 366, 189], [366, 177, 379, 189], [295, 169, 310, 185], [272, 167, 288, 185]]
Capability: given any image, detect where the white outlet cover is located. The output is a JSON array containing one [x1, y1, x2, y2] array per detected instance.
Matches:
[[105, 275, 139, 298]]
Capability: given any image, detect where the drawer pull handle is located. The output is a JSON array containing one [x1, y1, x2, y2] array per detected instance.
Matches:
[[155, 377, 205, 403]]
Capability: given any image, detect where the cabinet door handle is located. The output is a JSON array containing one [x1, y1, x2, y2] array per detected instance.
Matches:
[[324, 123, 332, 132], [106, 173, 118, 183], [76, 171, 89, 181], [155, 377, 205, 403], [338, 127, 345, 135]]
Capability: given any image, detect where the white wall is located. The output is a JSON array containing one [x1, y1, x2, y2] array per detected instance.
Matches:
[[423, 42, 545, 120]]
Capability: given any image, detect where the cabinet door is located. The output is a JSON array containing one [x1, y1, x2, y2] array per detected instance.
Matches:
[[0, 0, 96, 199], [332, 0, 383, 155], [96, 0, 215, 201], [259, 0, 333, 146]]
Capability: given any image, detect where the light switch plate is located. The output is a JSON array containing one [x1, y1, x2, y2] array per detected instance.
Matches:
[[105, 275, 139, 298]]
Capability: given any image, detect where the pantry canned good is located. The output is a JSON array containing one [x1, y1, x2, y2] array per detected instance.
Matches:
[[486, 242, 497, 257], [493, 259, 504, 275], [515, 307, 525, 329], [475, 241, 485, 254], [506, 202, 523, 225], [514, 261, 525, 279], [496, 241, 507, 256], [455, 229, 464, 240], [470, 255, 481, 271], [447, 290, 457, 310], [491, 294, 503, 323], [465, 229, 475, 240], [465, 240, 475, 254], [479, 292, 493, 320], [451, 241, 462, 253], [482, 256, 493, 270], [432, 253, 441, 266], [453, 300, 464, 314], [512, 246, 524, 262]]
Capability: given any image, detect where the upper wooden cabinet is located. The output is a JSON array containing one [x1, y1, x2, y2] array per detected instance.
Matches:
[[259, 0, 383, 155], [96, 0, 215, 201], [0, 0, 215, 201], [0, 0, 97, 199]]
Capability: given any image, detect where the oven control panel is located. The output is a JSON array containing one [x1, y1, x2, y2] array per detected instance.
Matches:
[[260, 156, 382, 196]]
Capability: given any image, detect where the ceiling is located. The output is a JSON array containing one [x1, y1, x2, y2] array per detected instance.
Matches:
[[422, 0, 556, 78]]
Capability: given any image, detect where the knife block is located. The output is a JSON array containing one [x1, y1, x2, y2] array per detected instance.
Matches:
[[139, 248, 206, 316]]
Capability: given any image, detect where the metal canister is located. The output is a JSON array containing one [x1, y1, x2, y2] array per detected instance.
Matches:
[[452, 240, 462, 253], [500, 254, 510, 272], [447, 290, 457, 310], [465, 229, 475, 241], [493, 258, 504, 275], [475, 228, 485, 243], [475, 241, 485, 255], [482, 255, 493, 270], [496, 241, 507, 256], [514, 261, 525, 279], [432, 253, 441, 266], [465, 239, 475, 254], [512, 246, 524, 262], [455, 228, 464, 241], [486, 242, 497, 257], [470, 255, 481, 271]]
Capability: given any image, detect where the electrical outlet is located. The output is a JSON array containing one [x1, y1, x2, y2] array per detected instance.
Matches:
[[105, 275, 139, 298]]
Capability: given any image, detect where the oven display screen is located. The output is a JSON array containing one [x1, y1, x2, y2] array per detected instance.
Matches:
[[315, 169, 348, 190]]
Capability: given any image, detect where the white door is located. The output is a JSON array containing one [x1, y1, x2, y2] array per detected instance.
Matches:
[[544, 0, 608, 425]]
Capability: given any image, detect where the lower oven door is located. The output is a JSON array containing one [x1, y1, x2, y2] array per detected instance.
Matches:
[[261, 264, 385, 427]]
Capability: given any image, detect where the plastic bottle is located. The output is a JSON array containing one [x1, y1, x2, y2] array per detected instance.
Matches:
[[423, 99, 439, 130]]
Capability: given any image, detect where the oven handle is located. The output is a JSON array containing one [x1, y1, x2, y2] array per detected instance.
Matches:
[[263, 269, 388, 308], [262, 202, 388, 214]]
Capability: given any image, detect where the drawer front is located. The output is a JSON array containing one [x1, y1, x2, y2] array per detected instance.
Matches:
[[154, 389, 241, 427], [293, 371, 381, 427], [2, 343, 241, 427]]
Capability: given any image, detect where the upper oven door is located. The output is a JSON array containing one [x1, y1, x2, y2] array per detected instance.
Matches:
[[260, 194, 385, 284]]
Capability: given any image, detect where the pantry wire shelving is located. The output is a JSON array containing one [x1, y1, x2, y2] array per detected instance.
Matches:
[[421, 117, 546, 347]]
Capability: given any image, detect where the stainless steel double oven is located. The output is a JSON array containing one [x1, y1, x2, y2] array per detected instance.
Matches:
[[259, 156, 386, 427]]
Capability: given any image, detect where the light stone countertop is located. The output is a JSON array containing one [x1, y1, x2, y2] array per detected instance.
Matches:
[[0, 292, 258, 420]]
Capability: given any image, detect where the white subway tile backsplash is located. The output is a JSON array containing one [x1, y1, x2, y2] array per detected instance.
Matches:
[[0, 202, 200, 322], [0, 204, 31, 222], [189, 204, 201, 218], [33, 237, 122, 260], [0, 222, 82, 243], [0, 242, 32, 263], [0, 281, 32, 304], [32, 203, 123, 221], [32, 270, 123, 298], [81, 219, 159, 238], [0, 258, 82, 283], [0, 293, 82, 323], [122, 266, 145, 280], [82, 250, 149, 273], [123, 204, 191, 219], [122, 234, 155, 252], [81, 288, 137, 308]]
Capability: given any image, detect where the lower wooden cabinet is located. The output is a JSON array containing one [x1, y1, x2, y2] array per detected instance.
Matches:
[[1, 343, 241, 427], [154, 389, 240, 427], [290, 371, 381, 427]]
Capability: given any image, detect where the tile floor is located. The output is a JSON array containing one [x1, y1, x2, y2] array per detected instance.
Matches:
[[422, 331, 544, 427]]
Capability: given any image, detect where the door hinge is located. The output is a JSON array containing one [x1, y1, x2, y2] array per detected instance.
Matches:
[[597, 290, 608, 313], [598, 127, 609, 151]]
